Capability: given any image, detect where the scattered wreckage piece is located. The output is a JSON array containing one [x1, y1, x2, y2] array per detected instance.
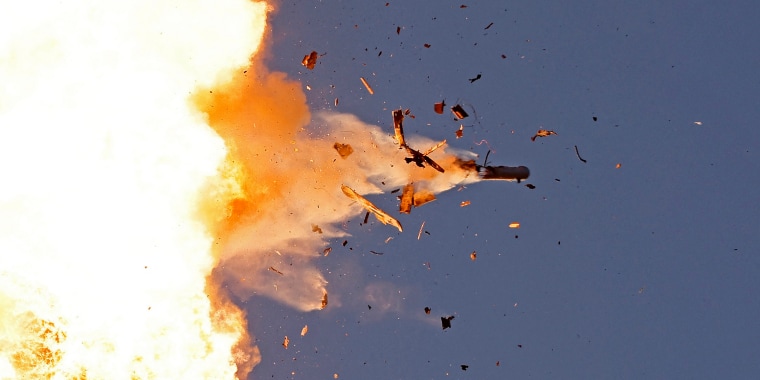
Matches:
[[574, 145, 587, 163], [441, 315, 455, 330], [333, 142, 354, 158], [341, 184, 403, 232], [530, 129, 557, 141], [360, 77, 374, 94], [451, 104, 469, 119], [399, 183, 414, 214], [321, 291, 328, 309], [391, 109, 446, 173], [434, 100, 446, 114], [477, 164, 530, 183], [392, 109, 406, 146], [301, 51, 319, 70], [268, 266, 284, 276]]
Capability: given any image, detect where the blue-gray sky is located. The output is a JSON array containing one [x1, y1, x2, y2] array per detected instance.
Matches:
[[245, 1, 760, 378]]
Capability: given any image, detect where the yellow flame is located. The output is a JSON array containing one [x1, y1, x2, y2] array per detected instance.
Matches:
[[0, 0, 268, 378]]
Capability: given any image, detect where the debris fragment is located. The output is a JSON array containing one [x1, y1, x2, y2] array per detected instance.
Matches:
[[468, 74, 482, 83], [342, 240, 348, 246], [424, 307, 431, 314], [592, 116, 598, 122], [334, 98, 339, 107], [301, 325, 308, 336], [460, 4, 468, 8], [694, 121, 702, 125], [496, 361, 500, 366], [530, 129, 557, 141], [451, 104, 469, 119], [363, 211, 370, 224], [323, 247, 332, 256], [360, 77, 374, 94], [433, 100, 446, 114], [396, 26, 401, 35], [460, 200, 471, 207], [441, 315, 455, 330], [508, 222, 520, 229], [370, 250, 384, 255], [461, 365, 469, 371], [301, 51, 319, 70], [282, 336, 289, 349], [615, 163, 622, 169], [400, 183, 414, 214], [341, 184, 403, 232], [424, 43, 431, 48], [485, 22, 494, 30], [392, 109, 406, 146], [525, 184, 536, 189], [312, 224, 323, 233], [455, 124, 465, 138], [574, 145, 587, 163], [333, 142, 354, 158], [321, 291, 328, 309], [470, 251, 477, 261], [417, 221, 426, 240], [268, 266, 284, 276], [476, 164, 531, 183]]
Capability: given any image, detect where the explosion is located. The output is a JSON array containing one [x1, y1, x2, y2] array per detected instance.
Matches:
[[1, 0, 526, 378]]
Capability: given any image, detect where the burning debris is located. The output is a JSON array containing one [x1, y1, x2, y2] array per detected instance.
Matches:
[[460, 200, 471, 207], [321, 292, 329, 309], [282, 336, 289, 349], [333, 142, 354, 158], [400, 183, 436, 214], [470, 251, 477, 261], [508, 222, 520, 229], [301, 51, 319, 70], [455, 124, 464, 138], [341, 184, 402, 232], [301, 325, 308, 336], [531, 129, 557, 141], [451, 104, 469, 119]]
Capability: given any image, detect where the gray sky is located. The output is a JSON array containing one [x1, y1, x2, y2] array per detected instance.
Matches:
[[246, 1, 760, 378]]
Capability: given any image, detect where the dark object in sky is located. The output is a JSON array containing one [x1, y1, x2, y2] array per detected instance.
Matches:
[[424, 307, 431, 314], [517, 344, 523, 348], [525, 183, 536, 189], [368, 305, 372, 310], [531, 129, 557, 141], [333, 142, 353, 158], [342, 240, 348, 246], [268, 266, 284, 276], [392, 109, 406, 146], [485, 22, 494, 30], [301, 51, 318, 70], [363, 211, 370, 224], [477, 164, 530, 183], [424, 43, 431, 48], [441, 315, 455, 329], [460, 4, 468, 8], [433, 100, 446, 114], [468, 74, 482, 83], [461, 365, 469, 371], [451, 104, 469, 119], [369, 250, 384, 255], [396, 26, 401, 35], [574, 145, 587, 163], [321, 292, 328, 309]]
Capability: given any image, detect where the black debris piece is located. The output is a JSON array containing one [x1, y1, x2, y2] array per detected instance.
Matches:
[[424, 307, 431, 314], [593, 116, 598, 122], [441, 315, 455, 329], [461, 365, 469, 371], [574, 145, 587, 163], [342, 240, 348, 246], [424, 43, 431, 48], [368, 305, 372, 310], [396, 26, 401, 35], [485, 22, 494, 30], [451, 104, 469, 119], [468, 74, 482, 83], [525, 184, 536, 189], [363, 211, 370, 224], [370, 250, 384, 255]]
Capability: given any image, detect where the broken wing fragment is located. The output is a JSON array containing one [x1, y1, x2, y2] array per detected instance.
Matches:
[[341, 184, 403, 232], [530, 129, 557, 141], [399, 183, 414, 214]]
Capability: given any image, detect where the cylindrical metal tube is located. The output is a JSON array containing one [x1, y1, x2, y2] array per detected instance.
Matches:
[[477, 165, 530, 182]]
